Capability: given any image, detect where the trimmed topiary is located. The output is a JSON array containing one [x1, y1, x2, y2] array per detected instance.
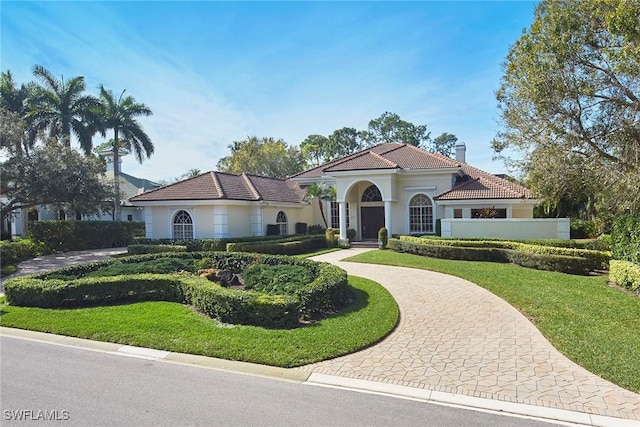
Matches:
[[325, 228, 337, 248], [378, 228, 388, 249]]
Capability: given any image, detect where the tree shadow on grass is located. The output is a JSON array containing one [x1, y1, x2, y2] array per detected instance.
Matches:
[[297, 284, 370, 330]]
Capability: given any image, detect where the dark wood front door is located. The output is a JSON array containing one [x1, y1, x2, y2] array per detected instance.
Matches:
[[361, 206, 384, 239]]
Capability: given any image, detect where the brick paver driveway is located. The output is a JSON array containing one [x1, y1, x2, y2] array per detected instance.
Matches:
[[298, 249, 640, 422]]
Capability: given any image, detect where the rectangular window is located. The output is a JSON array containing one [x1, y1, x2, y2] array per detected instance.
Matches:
[[330, 202, 349, 229], [471, 208, 507, 218], [454, 209, 462, 218], [173, 225, 193, 240], [409, 206, 433, 233], [127, 214, 133, 221]]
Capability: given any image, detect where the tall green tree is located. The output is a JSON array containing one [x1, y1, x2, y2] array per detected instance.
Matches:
[[96, 85, 154, 220], [0, 141, 113, 222], [301, 113, 458, 164], [0, 71, 36, 155], [493, 0, 640, 215], [300, 134, 330, 167], [26, 65, 101, 154], [525, 145, 600, 218], [363, 112, 431, 148], [432, 132, 458, 157], [327, 127, 365, 160], [217, 136, 305, 178]]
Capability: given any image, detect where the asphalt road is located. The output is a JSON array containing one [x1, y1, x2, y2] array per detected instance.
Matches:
[[0, 336, 559, 427]]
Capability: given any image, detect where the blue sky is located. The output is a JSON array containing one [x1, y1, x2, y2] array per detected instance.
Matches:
[[1, 1, 537, 182]]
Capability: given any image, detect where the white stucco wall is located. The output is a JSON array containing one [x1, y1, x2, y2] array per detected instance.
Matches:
[[441, 218, 570, 240], [227, 206, 250, 237], [194, 206, 213, 238]]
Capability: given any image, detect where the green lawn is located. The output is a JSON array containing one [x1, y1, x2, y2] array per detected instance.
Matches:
[[0, 276, 398, 368], [345, 250, 640, 393]]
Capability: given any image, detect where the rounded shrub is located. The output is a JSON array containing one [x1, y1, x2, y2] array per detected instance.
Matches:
[[378, 227, 388, 249], [325, 228, 337, 248]]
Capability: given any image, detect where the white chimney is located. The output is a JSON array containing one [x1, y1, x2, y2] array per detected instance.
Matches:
[[455, 142, 466, 164], [97, 148, 128, 173]]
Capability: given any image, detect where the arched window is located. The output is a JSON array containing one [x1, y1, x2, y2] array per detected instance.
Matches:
[[276, 211, 288, 235], [409, 194, 433, 234], [173, 210, 193, 240], [361, 185, 382, 202]]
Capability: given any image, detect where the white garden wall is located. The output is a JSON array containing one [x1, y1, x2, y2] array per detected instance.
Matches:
[[441, 218, 570, 240]]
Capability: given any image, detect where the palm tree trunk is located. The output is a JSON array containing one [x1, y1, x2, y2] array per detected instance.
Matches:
[[318, 199, 328, 228], [113, 129, 121, 221]]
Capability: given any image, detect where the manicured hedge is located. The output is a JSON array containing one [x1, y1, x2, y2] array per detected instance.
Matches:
[[612, 215, 640, 264], [127, 244, 187, 255], [399, 236, 609, 269], [131, 234, 325, 254], [226, 236, 326, 255], [3, 252, 348, 328], [389, 238, 597, 275], [413, 235, 597, 249], [28, 220, 145, 252], [180, 276, 300, 327], [609, 260, 640, 292], [0, 239, 48, 265], [4, 274, 186, 307]]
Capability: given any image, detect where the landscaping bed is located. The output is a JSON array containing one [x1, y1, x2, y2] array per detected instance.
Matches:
[[2, 252, 349, 328], [0, 276, 399, 367]]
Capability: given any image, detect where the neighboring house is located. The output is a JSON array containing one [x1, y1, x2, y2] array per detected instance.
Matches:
[[129, 142, 569, 240], [8, 149, 160, 237]]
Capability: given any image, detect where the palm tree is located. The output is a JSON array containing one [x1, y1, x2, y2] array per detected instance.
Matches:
[[26, 65, 101, 154], [304, 181, 336, 228], [182, 168, 202, 179], [96, 85, 153, 220], [1, 70, 39, 155]]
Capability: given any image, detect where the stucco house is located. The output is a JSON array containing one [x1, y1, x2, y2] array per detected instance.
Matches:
[[129, 142, 569, 240]]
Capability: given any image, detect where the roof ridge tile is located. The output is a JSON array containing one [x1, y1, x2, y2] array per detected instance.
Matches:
[[210, 172, 225, 198], [241, 173, 262, 200], [370, 150, 399, 168]]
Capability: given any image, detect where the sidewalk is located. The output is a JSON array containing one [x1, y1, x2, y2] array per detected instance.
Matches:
[[299, 249, 640, 423]]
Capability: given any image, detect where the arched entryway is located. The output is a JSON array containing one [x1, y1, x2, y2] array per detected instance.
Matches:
[[360, 184, 384, 239]]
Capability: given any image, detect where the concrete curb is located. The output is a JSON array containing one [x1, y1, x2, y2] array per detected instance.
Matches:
[[0, 327, 309, 384], [1, 327, 635, 426], [304, 374, 638, 427]]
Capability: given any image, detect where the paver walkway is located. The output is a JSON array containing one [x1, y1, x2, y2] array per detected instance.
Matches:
[[298, 249, 640, 422], [0, 248, 128, 293]]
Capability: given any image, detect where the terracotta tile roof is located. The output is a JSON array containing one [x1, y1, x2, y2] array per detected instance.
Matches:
[[325, 151, 399, 172], [291, 142, 460, 179], [435, 164, 533, 200], [130, 143, 533, 204], [290, 142, 532, 201], [243, 174, 307, 203], [129, 171, 305, 203]]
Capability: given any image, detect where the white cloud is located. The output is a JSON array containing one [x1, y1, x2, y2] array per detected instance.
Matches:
[[2, 1, 533, 181]]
